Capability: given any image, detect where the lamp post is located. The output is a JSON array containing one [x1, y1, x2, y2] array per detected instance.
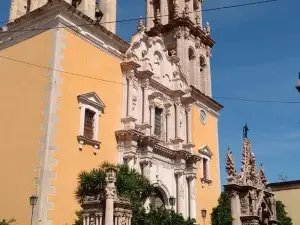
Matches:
[[169, 196, 176, 211], [29, 195, 38, 225], [201, 208, 207, 225]]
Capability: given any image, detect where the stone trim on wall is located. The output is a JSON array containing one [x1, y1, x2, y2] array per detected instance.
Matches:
[[36, 27, 65, 225]]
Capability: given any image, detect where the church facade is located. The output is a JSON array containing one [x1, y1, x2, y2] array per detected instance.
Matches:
[[0, 0, 223, 225]]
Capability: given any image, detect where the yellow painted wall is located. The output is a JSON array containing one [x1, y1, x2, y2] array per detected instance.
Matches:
[[0, 31, 55, 223], [273, 189, 300, 225], [192, 105, 221, 224], [48, 30, 123, 225]]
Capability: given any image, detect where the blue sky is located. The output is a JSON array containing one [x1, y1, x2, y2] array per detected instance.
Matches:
[[1, 0, 300, 185]]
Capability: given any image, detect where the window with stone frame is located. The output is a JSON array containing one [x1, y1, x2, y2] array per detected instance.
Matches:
[[83, 109, 95, 139], [77, 92, 105, 152], [199, 145, 213, 184], [154, 107, 163, 137]]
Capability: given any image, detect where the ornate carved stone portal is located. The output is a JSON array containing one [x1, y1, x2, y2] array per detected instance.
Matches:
[[224, 126, 278, 225]]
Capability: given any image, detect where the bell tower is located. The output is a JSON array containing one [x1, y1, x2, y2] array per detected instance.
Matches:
[[145, 0, 213, 96], [8, 0, 117, 34]]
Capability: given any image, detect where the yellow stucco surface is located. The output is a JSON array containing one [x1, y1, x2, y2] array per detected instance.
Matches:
[[192, 105, 221, 224], [0, 31, 55, 223], [273, 189, 300, 225], [47, 30, 123, 225]]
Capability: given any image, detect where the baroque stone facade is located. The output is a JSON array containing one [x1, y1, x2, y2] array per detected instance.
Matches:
[[116, 0, 218, 219], [224, 126, 278, 225]]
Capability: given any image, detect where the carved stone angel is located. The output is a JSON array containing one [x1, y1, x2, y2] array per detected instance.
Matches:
[[226, 148, 236, 182]]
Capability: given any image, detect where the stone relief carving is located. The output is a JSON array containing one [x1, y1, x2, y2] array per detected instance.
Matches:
[[240, 195, 249, 214], [191, 187, 196, 200], [179, 184, 185, 198]]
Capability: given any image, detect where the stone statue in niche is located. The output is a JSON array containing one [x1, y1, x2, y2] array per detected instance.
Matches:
[[153, 53, 161, 79]]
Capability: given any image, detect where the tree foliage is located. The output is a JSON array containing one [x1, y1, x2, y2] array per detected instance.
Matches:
[[0, 219, 15, 225], [211, 192, 293, 225], [74, 162, 195, 225], [276, 201, 293, 225], [211, 192, 232, 225]]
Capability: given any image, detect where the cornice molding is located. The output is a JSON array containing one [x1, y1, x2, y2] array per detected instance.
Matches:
[[190, 85, 223, 113]]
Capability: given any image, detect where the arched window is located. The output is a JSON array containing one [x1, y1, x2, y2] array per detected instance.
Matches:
[[168, 0, 175, 21], [150, 188, 165, 209], [188, 47, 195, 83], [200, 55, 206, 72]]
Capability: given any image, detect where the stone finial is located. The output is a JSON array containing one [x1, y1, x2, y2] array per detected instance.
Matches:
[[137, 16, 145, 33], [226, 148, 236, 182], [259, 164, 267, 186], [205, 22, 211, 35]]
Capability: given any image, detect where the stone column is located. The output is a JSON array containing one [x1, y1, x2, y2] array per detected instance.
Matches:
[[160, 0, 167, 24], [177, 171, 186, 216], [188, 176, 196, 220], [99, 0, 117, 33], [150, 103, 155, 135], [166, 110, 172, 142], [195, 0, 203, 28], [142, 79, 150, 125], [105, 167, 117, 225], [9, 0, 18, 21], [205, 48, 212, 97], [175, 102, 181, 138], [186, 105, 192, 143], [127, 78, 133, 116], [146, 0, 154, 30], [229, 190, 241, 225], [188, 0, 194, 23], [175, 28, 183, 64]]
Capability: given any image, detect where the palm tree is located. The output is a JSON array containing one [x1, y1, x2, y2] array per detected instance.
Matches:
[[0, 219, 15, 225], [75, 162, 195, 225], [75, 162, 154, 205]]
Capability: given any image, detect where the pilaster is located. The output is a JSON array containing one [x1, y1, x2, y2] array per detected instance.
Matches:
[[175, 170, 186, 216], [187, 174, 197, 220]]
